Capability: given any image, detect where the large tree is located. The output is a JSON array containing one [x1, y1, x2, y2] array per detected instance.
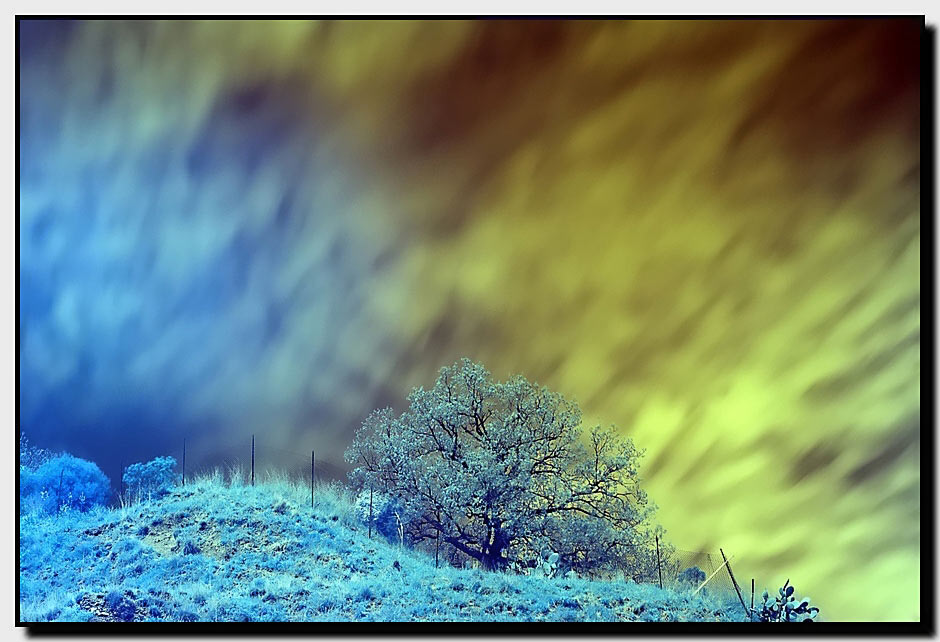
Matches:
[[345, 358, 668, 578]]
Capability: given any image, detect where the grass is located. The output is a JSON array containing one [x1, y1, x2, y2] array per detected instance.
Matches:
[[19, 466, 744, 622]]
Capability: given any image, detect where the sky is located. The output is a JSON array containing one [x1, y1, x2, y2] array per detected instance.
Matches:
[[18, 19, 921, 621]]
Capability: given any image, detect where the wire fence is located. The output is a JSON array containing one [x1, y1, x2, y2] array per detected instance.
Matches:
[[669, 549, 737, 591], [662, 547, 757, 618], [113, 436, 342, 498]]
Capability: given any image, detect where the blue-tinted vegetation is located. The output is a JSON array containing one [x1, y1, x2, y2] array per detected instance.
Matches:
[[19, 460, 746, 622], [18, 362, 818, 622], [19, 432, 59, 471], [20, 453, 111, 516], [122, 457, 180, 501], [345, 359, 668, 578], [751, 582, 820, 622], [677, 566, 706, 588], [19, 359, 819, 622]]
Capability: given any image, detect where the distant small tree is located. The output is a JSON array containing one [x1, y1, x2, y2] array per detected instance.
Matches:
[[345, 358, 667, 578], [123, 456, 179, 501]]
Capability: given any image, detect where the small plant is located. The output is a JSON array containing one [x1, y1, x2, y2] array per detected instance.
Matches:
[[531, 551, 561, 579], [105, 590, 137, 622], [123, 456, 180, 501], [752, 580, 820, 622]]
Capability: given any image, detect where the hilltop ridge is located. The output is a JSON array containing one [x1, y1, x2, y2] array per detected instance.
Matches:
[[19, 471, 742, 622]]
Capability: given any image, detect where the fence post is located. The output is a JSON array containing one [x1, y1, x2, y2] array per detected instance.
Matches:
[[251, 435, 255, 487], [655, 535, 663, 589], [368, 488, 373, 539], [182, 438, 186, 487], [751, 578, 755, 617], [720, 548, 749, 619], [310, 450, 315, 507], [57, 468, 64, 517]]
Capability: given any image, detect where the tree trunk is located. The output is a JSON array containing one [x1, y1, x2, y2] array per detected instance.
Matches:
[[481, 552, 508, 571], [481, 526, 509, 571], [444, 536, 485, 566], [445, 527, 511, 572]]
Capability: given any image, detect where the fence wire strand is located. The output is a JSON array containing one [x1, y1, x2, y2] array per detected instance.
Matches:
[[665, 548, 742, 599]]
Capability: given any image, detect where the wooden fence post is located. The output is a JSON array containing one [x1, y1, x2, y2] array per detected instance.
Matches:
[[655, 535, 663, 589], [57, 468, 64, 516], [251, 435, 255, 487], [720, 548, 749, 619], [751, 578, 755, 617]]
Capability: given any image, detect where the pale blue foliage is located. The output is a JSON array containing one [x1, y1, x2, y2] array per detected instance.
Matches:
[[752, 582, 821, 622], [354, 489, 411, 544], [123, 457, 180, 500], [19, 451, 750, 622], [346, 358, 666, 579], [677, 566, 706, 587], [20, 454, 111, 515], [19, 433, 58, 472]]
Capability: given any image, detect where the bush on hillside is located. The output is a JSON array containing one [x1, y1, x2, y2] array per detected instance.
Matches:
[[19, 432, 58, 472], [20, 453, 111, 515], [123, 456, 179, 500], [677, 566, 706, 588], [346, 358, 667, 578], [354, 489, 413, 544]]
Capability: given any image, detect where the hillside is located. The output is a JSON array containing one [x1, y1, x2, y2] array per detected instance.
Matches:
[[19, 472, 744, 623]]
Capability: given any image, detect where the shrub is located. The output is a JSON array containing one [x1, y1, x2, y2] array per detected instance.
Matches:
[[529, 551, 561, 579], [346, 358, 664, 576], [677, 566, 706, 588], [752, 581, 820, 622], [105, 590, 137, 622], [19, 432, 58, 472], [354, 489, 412, 544], [123, 456, 179, 500], [20, 454, 111, 515]]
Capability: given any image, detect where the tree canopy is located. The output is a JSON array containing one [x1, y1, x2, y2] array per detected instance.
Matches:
[[345, 358, 669, 578]]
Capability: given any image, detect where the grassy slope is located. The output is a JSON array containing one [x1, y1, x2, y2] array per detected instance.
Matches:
[[19, 472, 744, 623]]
